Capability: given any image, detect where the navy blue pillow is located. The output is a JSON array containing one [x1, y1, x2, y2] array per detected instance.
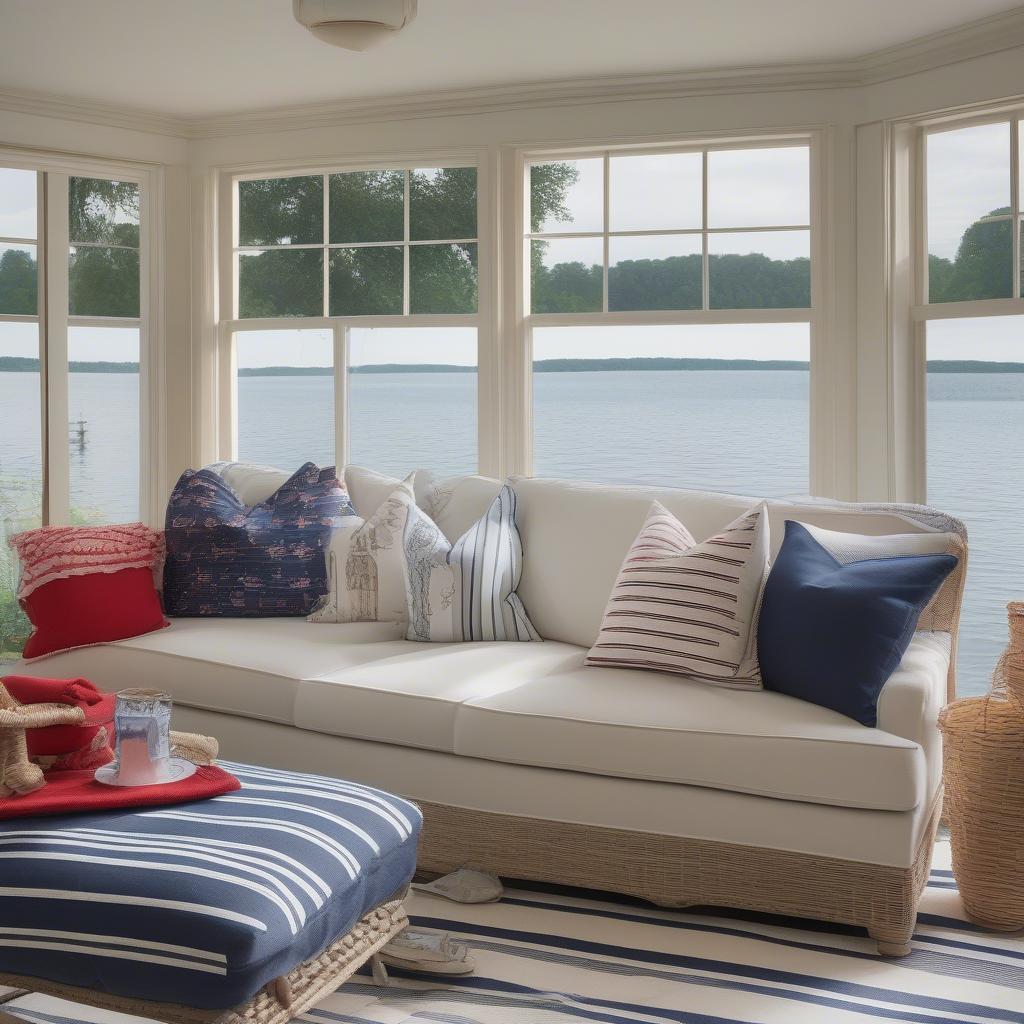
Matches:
[[758, 521, 958, 726], [163, 463, 353, 617]]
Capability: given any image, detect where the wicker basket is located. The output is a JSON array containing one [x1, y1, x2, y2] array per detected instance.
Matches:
[[939, 690, 1024, 930], [995, 601, 1024, 710]]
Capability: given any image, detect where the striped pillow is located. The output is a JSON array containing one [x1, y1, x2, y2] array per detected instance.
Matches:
[[586, 501, 769, 688], [404, 483, 540, 643]]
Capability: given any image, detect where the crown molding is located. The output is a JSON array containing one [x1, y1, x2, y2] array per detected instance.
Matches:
[[0, 86, 188, 138], [2, 6, 1024, 141], [857, 4, 1024, 83], [187, 62, 860, 138]]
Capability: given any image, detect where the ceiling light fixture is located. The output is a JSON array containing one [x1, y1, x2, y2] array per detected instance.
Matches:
[[292, 0, 417, 51]]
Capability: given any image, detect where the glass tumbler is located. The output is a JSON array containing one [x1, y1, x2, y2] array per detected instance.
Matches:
[[111, 688, 173, 786]]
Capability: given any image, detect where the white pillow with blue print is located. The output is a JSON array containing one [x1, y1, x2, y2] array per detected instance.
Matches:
[[403, 483, 540, 643]]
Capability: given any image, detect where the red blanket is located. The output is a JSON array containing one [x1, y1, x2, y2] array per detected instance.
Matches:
[[0, 764, 240, 820]]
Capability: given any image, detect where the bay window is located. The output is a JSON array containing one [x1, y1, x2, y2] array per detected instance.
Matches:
[[919, 114, 1024, 694]]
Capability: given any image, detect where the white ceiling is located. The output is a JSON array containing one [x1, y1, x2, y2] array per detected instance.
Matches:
[[0, 0, 1020, 120]]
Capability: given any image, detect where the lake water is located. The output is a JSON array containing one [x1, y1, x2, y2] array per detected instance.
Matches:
[[1, 368, 1020, 695]]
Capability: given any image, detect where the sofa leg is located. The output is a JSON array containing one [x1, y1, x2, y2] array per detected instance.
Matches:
[[869, 925, 914, 957]]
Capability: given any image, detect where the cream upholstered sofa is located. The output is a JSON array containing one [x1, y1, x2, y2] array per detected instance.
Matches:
[[18, 467, 967, 956]]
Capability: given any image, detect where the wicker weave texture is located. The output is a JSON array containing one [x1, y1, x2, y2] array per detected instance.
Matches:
[[995, 601, 1024, 711], [0, 897, 408, 1024], [416, 795, 940, 955], [940, 691, 1024, 931]]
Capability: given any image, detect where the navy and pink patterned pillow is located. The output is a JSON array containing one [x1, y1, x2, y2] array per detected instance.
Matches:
[[163, 463, 354, 617]]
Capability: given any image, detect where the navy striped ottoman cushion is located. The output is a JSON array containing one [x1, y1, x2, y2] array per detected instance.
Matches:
[[0, 761, 421, 1009]]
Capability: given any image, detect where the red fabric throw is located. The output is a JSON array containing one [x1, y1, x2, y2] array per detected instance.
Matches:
[[0, 764, 241, 820], [2, 675, 115, 756], [20, 567, 169, 660]]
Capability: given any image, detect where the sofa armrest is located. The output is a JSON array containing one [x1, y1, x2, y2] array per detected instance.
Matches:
[[877, 632, 950, 799]]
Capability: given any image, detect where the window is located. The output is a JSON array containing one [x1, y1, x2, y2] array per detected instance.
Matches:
[[920, 117, 1024, 695], [236, 329, 336, 469], [235, 166, 478, 318], [227, 163, 481, 474], [0, 161, 149, 659], [926, 122, 1018, 302], [526, 142, 813, 487], [66, 177, 142, 524], [348, 327, 477, 478], [529, 146, 809, 314], [0, 168, 40, 660], [533, 324, 809, 494]]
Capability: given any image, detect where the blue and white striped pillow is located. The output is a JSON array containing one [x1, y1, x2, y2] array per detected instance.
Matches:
[[404, 483, 540, 642]]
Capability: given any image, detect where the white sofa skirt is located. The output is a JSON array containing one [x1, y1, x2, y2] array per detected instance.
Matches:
[[173, 705, 934, 871]]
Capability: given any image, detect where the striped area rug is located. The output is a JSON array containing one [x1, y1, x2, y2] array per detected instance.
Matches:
[[3, 836, 1022, 1024]]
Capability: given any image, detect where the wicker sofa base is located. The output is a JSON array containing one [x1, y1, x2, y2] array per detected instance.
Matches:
[[0, 897, 408, 1024], [416, 794, 942, 957]]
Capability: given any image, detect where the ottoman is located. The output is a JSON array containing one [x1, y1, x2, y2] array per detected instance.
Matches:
[[0, 761, 420, 1023]]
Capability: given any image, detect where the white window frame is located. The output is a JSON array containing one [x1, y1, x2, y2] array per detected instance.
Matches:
[[216, 151, 491, 472], [0, 148, 163, 526], [506, 131, 827, 488], [889, 103, 1024, 502]]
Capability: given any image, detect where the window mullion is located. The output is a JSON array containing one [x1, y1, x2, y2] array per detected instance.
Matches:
[[701, 150, 710, 311], [43, 171, 70, 526], [1012, 118, 1021, 300], [322, 172, 329, 316], [335, 323, 348, 467], [403, 170, 411, 316], [602, 152, 610, 313]]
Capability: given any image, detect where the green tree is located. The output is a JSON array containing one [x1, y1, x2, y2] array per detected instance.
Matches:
[[0, 248, 37, 315], [928, 208, 1012, 302]]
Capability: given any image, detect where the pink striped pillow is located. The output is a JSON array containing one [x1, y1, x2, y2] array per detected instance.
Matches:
[[586, 501, 769, 689], [11, 523, 165, 603]]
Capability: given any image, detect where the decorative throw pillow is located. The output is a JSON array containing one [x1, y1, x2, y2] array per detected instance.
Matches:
[[10, 523, 167, 660], [404, 483, 540, 642], [758, 520, 958, 726], [586, 501, 770, 688], [163, 462, 352, 617], [309, 478, 416, 625]]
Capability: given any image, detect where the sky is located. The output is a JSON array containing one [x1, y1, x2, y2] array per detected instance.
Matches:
[[927, 121, 1019, 259], [3, 145, 1023, 367]]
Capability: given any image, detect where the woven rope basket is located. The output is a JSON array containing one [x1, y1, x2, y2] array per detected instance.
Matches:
[[939, 679, 1024, 930]]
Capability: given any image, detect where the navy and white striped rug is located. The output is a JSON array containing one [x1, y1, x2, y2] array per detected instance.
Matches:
[[3, 836, 1022, 1023]]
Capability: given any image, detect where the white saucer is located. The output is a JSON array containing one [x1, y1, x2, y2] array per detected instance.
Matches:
[[94, 757, 198, 787]]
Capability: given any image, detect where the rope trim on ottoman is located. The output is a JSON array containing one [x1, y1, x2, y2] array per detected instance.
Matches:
[[0, 896, 408, 1024]]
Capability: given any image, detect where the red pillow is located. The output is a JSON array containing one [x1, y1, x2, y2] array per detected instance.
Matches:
[[10, 524, 169, 660]]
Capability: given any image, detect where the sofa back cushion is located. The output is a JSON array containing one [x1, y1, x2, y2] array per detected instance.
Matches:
[[510, 476, 966, 651]]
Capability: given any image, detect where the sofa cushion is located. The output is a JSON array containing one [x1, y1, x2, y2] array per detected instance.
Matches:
[[512, 476, 967, 651], [295, 640, 582, 751], [12, 618, 409, 725], [0, 762, 419, 1009], [454, 632, 949, 812]]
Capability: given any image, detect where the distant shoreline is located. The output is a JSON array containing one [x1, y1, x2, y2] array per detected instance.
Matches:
[[2, 356, 1023, 374]]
